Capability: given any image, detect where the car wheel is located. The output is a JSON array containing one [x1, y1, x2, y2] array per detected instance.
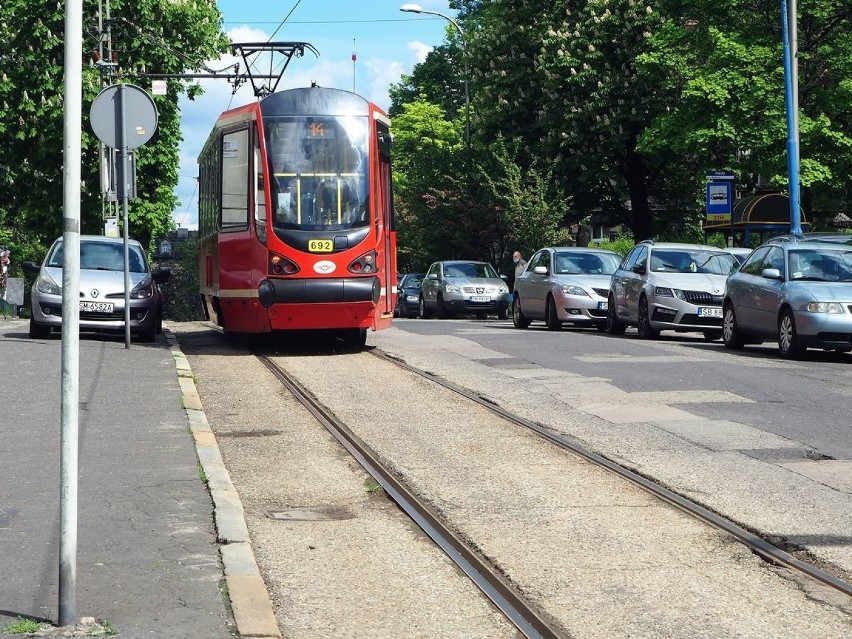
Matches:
[[476, 312, 487, 320], [637, 295, 659, 339], [702, 330, 722, 342], [513, 295, 531, 329], [497, 305, 508, 320], [606, 293, 627, 335], [156, 309, 163, 335], [545, 295, 562, 331], [29, 317, 51, 339], [778, 309, 805, 359], [138, 323, 157, 343], [418, 297, 431, 319], [722, 303, 745, 350]]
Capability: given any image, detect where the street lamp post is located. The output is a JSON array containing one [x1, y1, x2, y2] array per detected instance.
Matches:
[[400, 3, 470, 151]]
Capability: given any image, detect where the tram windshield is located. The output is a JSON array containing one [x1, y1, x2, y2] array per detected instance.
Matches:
[[264, 116, 369, 232]]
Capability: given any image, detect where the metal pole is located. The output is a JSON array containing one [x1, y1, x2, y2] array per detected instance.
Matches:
[[789, 0, 801, 227], [780, 0, 802, 235], [120, 84, 131, 348], [59, 0, 83, 626]]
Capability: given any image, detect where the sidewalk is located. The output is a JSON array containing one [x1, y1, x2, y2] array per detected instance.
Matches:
[[0, 318, 276, 638]]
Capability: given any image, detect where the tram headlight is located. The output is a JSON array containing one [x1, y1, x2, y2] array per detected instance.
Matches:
[[269, 252, 299, 275], [348, 250, 377, 274]]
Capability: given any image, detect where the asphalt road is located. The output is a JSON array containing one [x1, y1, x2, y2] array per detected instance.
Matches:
[[394, 317, 852, 459]]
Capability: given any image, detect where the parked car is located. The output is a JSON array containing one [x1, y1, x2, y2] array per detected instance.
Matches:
[[607, 240, 739, 340], [513, 247, 622, 330], [23, 235, 171, 342], [395, 272, 425, 318], [723, 239, 852, 358], [419, 260, 510, 319], [767, 232, 852, 246]]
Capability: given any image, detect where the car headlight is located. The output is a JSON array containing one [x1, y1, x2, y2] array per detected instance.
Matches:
[[560, 285, 589, 297], [444, 283, 461, 294], [36, 273, 61, 295], [805, 302, 844, 313], [498, 284, 509, 294], [130, 275, 154, 299], [654, 287, 686, 300]]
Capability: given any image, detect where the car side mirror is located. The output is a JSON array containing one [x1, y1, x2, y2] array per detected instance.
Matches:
[[533, 266, 548, 275], [761, 268, 783, 280], [632, 264, 646, 274], [427, 273, 438, 280], [500, 274, 508, 281], [22, 261, 41, 274]]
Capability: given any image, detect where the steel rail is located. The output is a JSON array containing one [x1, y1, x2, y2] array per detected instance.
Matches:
[[256, 354, 564, 639], [370, 349, 852, 599]]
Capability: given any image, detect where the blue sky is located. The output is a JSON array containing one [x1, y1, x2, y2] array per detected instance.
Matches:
[[172, 0, 454, 229]]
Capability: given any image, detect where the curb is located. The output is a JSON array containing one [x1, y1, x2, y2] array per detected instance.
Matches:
[[164, 327, 282, 639]]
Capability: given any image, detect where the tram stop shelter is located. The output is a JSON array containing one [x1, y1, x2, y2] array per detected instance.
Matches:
[[703, 192, 809, 247]]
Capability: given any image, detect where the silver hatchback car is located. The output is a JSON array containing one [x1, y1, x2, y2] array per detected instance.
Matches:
[[419, 260, 510, 319], [513, 247, 622, 330], [23, 235, 171, 342], [607, 240, 739, 340], [723, 240, 852, 358]]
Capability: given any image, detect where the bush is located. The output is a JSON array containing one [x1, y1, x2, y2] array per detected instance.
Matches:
[[594, 235, 635, 256], [157, 238, 206, 322]]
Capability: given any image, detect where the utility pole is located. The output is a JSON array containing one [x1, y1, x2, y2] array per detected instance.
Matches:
[[59, 0, 83, 626]]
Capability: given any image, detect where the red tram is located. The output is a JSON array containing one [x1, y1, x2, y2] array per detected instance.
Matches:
[[197, 86, 397, 347]]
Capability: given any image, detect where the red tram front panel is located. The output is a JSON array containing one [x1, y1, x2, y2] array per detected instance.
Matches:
[[197, 87, 396, 335]]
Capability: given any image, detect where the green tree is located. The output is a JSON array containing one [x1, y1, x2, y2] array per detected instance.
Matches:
[[0, 0, 229, 257]]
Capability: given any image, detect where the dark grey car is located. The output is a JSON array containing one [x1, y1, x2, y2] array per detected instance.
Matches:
[[419, 260, 510, 319]]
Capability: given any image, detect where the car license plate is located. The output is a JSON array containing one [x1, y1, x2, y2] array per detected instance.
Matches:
[[80, 301, 114, 313], [598, 301, 608, 310], [698, 307, 722, 318], [470, 296, 490, 302]]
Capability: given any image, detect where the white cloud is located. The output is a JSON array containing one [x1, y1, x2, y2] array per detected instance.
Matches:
[[408, 40, 433, 64]]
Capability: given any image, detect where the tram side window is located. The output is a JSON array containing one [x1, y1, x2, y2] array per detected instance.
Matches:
[[221, 129, 249, 230]]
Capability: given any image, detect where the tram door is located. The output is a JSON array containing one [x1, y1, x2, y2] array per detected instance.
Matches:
[[218, 125, 267, 332], [376, 121, 395, 327]]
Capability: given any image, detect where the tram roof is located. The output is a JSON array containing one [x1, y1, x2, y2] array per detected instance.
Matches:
[[260, 86, 371, 118]]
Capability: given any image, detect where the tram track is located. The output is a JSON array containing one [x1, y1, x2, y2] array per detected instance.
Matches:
[[253, 342, 852, 638], [368, 348, 852, 601], [256, 352, 564, 639]]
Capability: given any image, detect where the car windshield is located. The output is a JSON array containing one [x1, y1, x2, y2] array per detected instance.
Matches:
[[553, 252, 621, 275], [650, 249, 737, 275], [444, 263, 499, 278], [788, 249, 852, 282], [404, 275, 424, 288], [47, 240, 148, 274]]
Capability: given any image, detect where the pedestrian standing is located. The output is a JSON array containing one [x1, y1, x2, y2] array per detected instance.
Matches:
[[512, 251, 526, 281]]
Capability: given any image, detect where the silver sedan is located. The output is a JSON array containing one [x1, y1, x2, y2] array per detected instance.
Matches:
[[723, 241, 852, 358], [513, 247, 622, 330]]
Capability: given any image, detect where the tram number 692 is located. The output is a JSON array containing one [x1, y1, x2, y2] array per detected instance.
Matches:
[[308, 239, 333, 253]]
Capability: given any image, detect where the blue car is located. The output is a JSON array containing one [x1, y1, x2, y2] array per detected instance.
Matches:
[[723, 239, 852, 358]]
